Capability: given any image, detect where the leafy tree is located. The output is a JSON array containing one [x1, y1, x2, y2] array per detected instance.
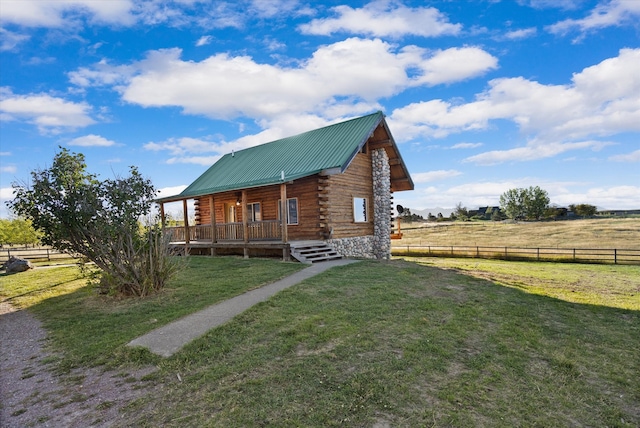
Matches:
[[572, 203, 598, 217], [8, 148, 181, 296], [499, 186, 550, 220], [0, 218, 41, 247], [399, 207, 424, 222], [523, 186, 550, 220], [491, 208, 502, 222], [454, 202, 469, 221], [500, 188, 527, 220], [544, 205, 569, 219]]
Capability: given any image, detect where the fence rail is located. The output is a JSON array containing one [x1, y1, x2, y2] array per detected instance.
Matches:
[[0, 247, 71, 264], [391, 245, 640, 265]]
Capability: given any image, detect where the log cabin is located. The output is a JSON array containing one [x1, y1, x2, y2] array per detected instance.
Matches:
[[158, 111, 413, 262]]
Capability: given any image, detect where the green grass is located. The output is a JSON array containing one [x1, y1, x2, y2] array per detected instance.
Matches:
[[0, 257, 305, 369], [2, 257, 639, 426], [407, 257, 640, 310], [132, 260, 639, 427]]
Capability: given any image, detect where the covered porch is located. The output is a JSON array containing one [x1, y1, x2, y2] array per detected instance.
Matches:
[[158, 185, 296, 260]]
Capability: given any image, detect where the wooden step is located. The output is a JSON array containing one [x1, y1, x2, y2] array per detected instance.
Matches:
[[289, 241, 342, 263]]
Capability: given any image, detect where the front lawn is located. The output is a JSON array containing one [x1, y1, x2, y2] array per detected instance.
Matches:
[[134, 259, 639, 427], [0, 257, 305, 369], [2, 257, 638, 426]]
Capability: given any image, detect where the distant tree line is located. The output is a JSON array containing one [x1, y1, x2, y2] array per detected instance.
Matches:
[[0, 218, 41, 247], [399, 186, 601, 224]]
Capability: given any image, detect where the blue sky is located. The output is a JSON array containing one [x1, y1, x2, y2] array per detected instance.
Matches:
[[1, 0, 639, 218]]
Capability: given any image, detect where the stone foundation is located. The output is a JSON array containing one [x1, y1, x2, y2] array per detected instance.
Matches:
[[327, 236, 375, 259], [326, 148, 392, 260]]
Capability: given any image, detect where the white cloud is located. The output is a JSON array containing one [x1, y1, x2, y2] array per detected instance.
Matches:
[[547, 0, 640, 37], [0, 165, 17, 173], [503, 27, 537, 40], [406, 46, 498, 86], [0, 28, 30, 51], [389, 48, 640, 163], [166, 156, 223, 165], [413, 170, 462, 183], [523, 0, 583, 10], [406, 178, 640, 211], [157, 185, 188, 199], [195, 35, 212, 46], [552, 186, 640, 209], [0, 0, 308, 31], [0, 87, 95, 133], [609, 149, 640, 162], [0, 0, 136, 28], [250, 0, 301, 18], [68, 134, 116, 147], [451, 142, 483, 149], [68, 59, 135, 88], [463, 140, 612, 165], [75, 40, 495, 122], [410, 179, 534, 209], [143, 113, 337, 165], [299, 1, 462, 38], [0, 187, 15, 217]]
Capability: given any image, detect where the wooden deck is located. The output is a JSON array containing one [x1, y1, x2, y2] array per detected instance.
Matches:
[[169, 239, 290, 260], [168, 239, 342, 263]]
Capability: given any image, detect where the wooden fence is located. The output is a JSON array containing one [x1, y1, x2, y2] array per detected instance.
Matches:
[[0, 246, 71, 264], [391, 245, 640, 265]]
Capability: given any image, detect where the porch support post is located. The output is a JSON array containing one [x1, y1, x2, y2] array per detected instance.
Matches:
[[280, 183, 288, 243], [241, 190, 249, 258], [182, 199, 190, 256], [159, 203, 166, 229], [209, 195, 217, 256]]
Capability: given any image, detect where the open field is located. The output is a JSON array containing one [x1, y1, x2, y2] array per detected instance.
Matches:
[[1, 257, 638, 427], [392, 218, 640, 249]]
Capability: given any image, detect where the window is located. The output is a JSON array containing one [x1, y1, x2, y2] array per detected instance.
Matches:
[[247, 202, 261, 222], [278, 198, 298, 225], [353, 197, 368, 222]]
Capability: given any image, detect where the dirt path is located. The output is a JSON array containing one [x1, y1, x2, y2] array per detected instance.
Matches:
[[0, 301, 155, 427]]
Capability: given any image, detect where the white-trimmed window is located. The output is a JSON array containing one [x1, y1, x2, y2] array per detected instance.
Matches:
[[278, 198, 299, 225], [353, 197, 368, 222], [247, 202, 261, 222]]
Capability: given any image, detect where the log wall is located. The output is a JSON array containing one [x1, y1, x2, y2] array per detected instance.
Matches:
[[192, 144, 377, 242], [325, 149, 375, 239]]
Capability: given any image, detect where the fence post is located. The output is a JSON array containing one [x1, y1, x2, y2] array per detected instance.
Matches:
[[505, 247, 508, 260], [614, 249, 617, 264], [537, 248, 540, 261], [573, 249, 576, 261], [476, 246, 479, 257], [47, 248, 50, 261]]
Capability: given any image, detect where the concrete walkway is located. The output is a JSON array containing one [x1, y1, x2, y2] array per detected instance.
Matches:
[[127, 259, 359, 357]]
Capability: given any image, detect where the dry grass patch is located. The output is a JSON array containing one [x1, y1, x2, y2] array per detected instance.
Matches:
[[394, 218, 640, 249]]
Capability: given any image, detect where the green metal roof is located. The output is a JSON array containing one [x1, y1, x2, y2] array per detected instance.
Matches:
[[177, 111, 385, 199]]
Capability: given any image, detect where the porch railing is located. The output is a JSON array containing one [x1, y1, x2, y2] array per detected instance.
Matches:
[[248, 220, 282, 241], [166, 220, 282, 242]]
